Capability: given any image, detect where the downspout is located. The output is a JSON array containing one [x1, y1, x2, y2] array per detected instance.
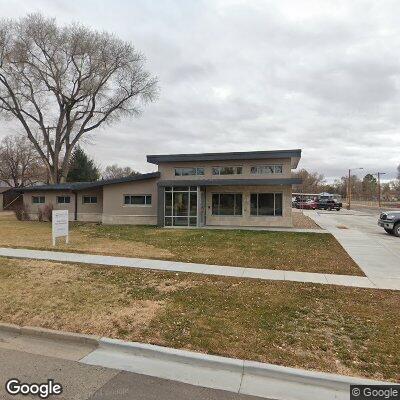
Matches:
[[73, 191, 78, 221]]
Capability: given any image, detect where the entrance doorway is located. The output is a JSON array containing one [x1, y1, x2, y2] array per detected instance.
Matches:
[[164, 186, 198, 227]]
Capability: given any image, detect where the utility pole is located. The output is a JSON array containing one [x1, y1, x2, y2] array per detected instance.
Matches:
[[347, 169, 351, 210], [374, 172, 386, 208], [347, 167, 363, 210]]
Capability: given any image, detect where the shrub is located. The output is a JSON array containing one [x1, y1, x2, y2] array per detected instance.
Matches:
[[14, 204, 30, 221], [40, 204, 54, 222]]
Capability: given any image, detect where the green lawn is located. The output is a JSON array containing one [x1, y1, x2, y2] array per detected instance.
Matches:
[[0, 214, 362, 275], [0, 257, 398, 381]]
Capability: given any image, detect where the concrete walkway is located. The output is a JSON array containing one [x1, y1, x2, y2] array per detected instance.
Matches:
[[1, 246, 399, 290], [305, 210, 400, 289]]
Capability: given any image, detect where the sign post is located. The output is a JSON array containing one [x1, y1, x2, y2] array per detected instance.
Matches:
[[52, 210, 69, 246]]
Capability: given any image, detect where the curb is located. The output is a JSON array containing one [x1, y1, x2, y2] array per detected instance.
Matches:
[[0, 323, 391, 400], [0, 322, 100, 346], [99, 337, 244, 372], [0, 322, 21, 334], [98, 337, 385, 390]]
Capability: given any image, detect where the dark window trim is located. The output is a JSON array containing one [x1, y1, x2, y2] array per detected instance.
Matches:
[[250, 165, 283, 175], [174, 167, 205, 177], [32, 196, 45, 204], [250, 192, 283, 216], [211, 193, 243, 216], [123, 194, 152, 206], [212, 166, 243, 176], [82, 195, 98, 204], [56, 196, 71, 204]]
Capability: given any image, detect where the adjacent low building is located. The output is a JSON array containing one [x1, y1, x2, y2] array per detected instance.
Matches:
[[19, 149, 302, 228], [0, 187, 22, 211]]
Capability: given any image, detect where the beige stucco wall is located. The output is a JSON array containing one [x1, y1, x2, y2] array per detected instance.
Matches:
[[24, 191, 75, 220], [76, 189, 103, 222], [23, 189, 103, 222], [158, 158, 292, 181], [204, 185, 293, 227], [102, 179, 158, 225]]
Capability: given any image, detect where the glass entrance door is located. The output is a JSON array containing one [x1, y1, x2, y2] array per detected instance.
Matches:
[[164, 186, 197, 227]]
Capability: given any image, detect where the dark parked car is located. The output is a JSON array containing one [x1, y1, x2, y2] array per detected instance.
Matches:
[[317, 197, 342, 211], [378, 211, 400, 237]]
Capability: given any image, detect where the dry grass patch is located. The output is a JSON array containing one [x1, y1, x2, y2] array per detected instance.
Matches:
[[0, 214, 361, 275], [0, 257, 398, 382]]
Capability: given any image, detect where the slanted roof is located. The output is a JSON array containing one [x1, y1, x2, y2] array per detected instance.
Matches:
[[0, 187, 13, 194], [18, 172, 160, 192], [147, 149, 302, 168]]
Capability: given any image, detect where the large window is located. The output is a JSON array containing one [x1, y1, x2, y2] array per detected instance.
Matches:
[[250, 193, 283, 216], [174, 167, 204, 176], [164, 186, 197, 227], [83, 196, 97, 204], [212, 193, 242, 216], [212, 166, 242, 176], [124, 195, 152, 206], [32, 196, 45, 204], [57, 196, 70, 204], [250, 165, 283, 174]]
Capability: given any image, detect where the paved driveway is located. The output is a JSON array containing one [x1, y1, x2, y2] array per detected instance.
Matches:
[[306, 209, 400, 285]]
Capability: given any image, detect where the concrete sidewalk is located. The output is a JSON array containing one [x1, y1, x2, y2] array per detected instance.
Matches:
[[0, 246, 399, 290]]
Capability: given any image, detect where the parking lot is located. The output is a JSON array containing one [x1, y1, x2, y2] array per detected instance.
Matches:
[[305, 208, 400, 282]]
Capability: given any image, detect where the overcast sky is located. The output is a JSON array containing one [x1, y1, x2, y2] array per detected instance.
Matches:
[[1, 0, 400, 181]]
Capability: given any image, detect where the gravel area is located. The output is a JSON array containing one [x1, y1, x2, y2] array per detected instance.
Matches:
[[292, 210, 322, 229]]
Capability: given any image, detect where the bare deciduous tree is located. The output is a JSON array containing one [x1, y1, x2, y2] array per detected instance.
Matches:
[[102, 164, 139, 180], [0, 14, 158, 183], [0, 134, 45, 187], [293, 169, 326, 193]]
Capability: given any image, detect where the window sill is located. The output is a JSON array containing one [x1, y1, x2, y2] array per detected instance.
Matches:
[[211, 215, 243, 217], [250, 215, 284, 217], [122, 205, 152, 207]]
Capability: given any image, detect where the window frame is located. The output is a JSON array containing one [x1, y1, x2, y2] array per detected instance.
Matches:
[[123, 194, 152, 206], [82, 196, 98, 204], [250, 165, 283, 175], [174, 167, 205, 177], [164, 186, 198, 227], [212, 166, 243, 176], [56, 195, 71, 204], [211, 193, 243, 216], [250, 192, 283, 216], [32, 196, 45, 204]]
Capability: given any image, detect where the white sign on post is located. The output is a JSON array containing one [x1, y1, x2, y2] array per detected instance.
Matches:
[[52, 210, 69, 246]]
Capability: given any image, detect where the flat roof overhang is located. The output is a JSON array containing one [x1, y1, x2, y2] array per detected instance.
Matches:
[[158, 178, 302, 187], [147, 149, 302, 169]]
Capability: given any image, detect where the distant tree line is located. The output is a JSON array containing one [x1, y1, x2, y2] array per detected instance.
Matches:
[[293, 168, 400, 201]]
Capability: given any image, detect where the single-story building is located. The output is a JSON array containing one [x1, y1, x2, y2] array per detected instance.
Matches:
[[19, 149, 302, 228]]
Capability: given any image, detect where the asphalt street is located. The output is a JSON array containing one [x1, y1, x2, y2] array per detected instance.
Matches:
[[0, 348, 267, 400]]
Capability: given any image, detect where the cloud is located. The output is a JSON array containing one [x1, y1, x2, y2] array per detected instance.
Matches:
[[0, 0, 399, 179]]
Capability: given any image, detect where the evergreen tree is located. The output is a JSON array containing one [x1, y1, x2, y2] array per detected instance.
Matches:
[[66, 147, 100, 182]]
